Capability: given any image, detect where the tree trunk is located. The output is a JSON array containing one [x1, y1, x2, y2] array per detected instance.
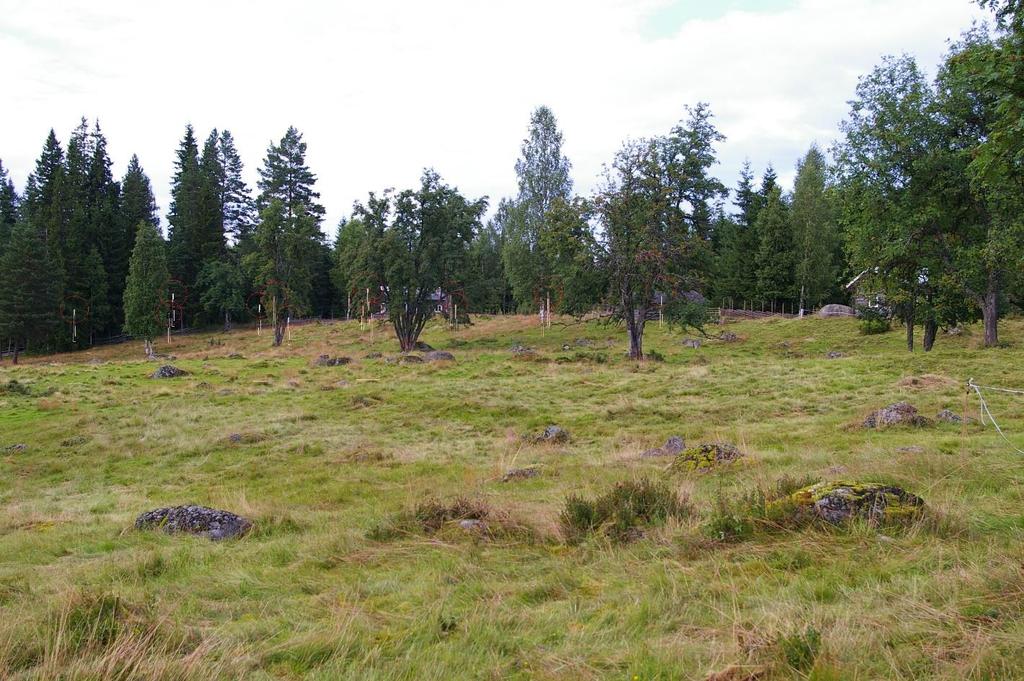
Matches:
[[223, 311, 231, 333], [923, 318, 937, 352], [273, 321, 285, 347], [626, 309, 645, 361], [12, 346, 18, 365], [904, 303, 914, 352], [982, 275, 999, 348]]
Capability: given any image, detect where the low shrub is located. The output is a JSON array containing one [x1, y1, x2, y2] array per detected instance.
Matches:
[[560, 478, 691, 543], [858, 307, 890, 335]]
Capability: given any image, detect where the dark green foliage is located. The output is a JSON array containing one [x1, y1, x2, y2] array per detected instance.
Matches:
[[167, 125, 205, 304], [257, 126, 325, 222], [196, 259, 246, 330], [0, 160, 18, 252], [858, 307, 891, 335], [349, 170, 486, 351], [218, 130, 255, 245], [79, 247, 111, 345], [538, 197, 605, 316], [118, 155, 159, 255], [754, 186, 794, 304], [791, 146, 839, 310], [777, 626, 823, 672], [501, 106, 573, 310], [559, 478, 691, 543], [247, 127, 325, 345], [464, 220, 510, 313], [0, 221, 60, 362], [123, 221, 169, 352]]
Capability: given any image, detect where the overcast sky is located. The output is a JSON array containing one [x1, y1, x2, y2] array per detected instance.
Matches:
[[1, 0, 989, 236]]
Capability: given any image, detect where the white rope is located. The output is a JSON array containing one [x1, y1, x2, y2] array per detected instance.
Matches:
[[968, 378, 1024, 456]]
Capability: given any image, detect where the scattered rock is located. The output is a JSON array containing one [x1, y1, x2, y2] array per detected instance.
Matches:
[[818, 304, 857, 318], [863, 402, 931, 428], [414, 341, 434, 351], [4, 444, 27, 453], [510, 343, 534, 355], [526, 425, 570, 444], [562, 344, 571, 351], [365, 352, 383, 359], [60, 435, 89, 448], [501, 466, 541, 482], [227, 432, 266, 445], [897, 445, 925, 454], [312, 354, 351, 367], [946, 327, 964, 336], [135, 505, 252, 540], [682, 338, 702, 349], [936, 409, 966, 424], [196, 382, 212, 390], [826, 350, 845, 359], [458, 519, 486, 532], [718, 332, 739, 343], [424, 350, 455, 362], [787, 481, 925, 525], [226, 353, 244, 360], [399, 354, 424, 364], [573, 338, 595, 347], [669, 442, 744, 472], [641, 436, 686, 458], [150, 365, 188, 379]]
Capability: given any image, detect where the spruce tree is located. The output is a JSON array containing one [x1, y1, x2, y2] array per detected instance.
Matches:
[[119, 155, 159, 253], [80, 246, 111, 345], [123, 221, 169, 357], [0, 221, 60, 363], [23, 130, 68, 276], [197, 129, 225, 263], [218, 130, 255, 247], [167, 125, 203, 301], [754, 186, 794, 306], [84, 121, 124, 334], [0, 160, 18, 254], [247, 127, 326, 345]]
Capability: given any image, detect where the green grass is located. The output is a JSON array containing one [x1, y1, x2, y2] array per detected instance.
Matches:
[[1, 315, 1024, 679]]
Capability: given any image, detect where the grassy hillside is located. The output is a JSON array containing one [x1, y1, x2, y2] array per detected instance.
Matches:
[[1, 314, 1023, 680]]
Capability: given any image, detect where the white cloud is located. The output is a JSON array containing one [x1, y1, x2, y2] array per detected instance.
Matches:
[[0, 0, 989, 234]]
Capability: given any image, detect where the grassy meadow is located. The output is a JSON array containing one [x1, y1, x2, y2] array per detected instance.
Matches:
[[1, 313, 1023, 680]]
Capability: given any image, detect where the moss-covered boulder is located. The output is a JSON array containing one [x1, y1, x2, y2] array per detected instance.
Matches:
[[669, 442, 743, 472], [787, 481, 924, 525]]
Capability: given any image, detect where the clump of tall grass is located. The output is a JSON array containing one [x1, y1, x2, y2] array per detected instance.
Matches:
[[560, 477, 691, 543]]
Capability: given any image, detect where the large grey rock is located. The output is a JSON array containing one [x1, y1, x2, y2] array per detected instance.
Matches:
[[818, 304, 857, 318], [791, 482, 925, 525], [135, 505, 252, 541], [424, 351, 455, 362], [150, 365, 188, 379], [863, 402, 931, 428]]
